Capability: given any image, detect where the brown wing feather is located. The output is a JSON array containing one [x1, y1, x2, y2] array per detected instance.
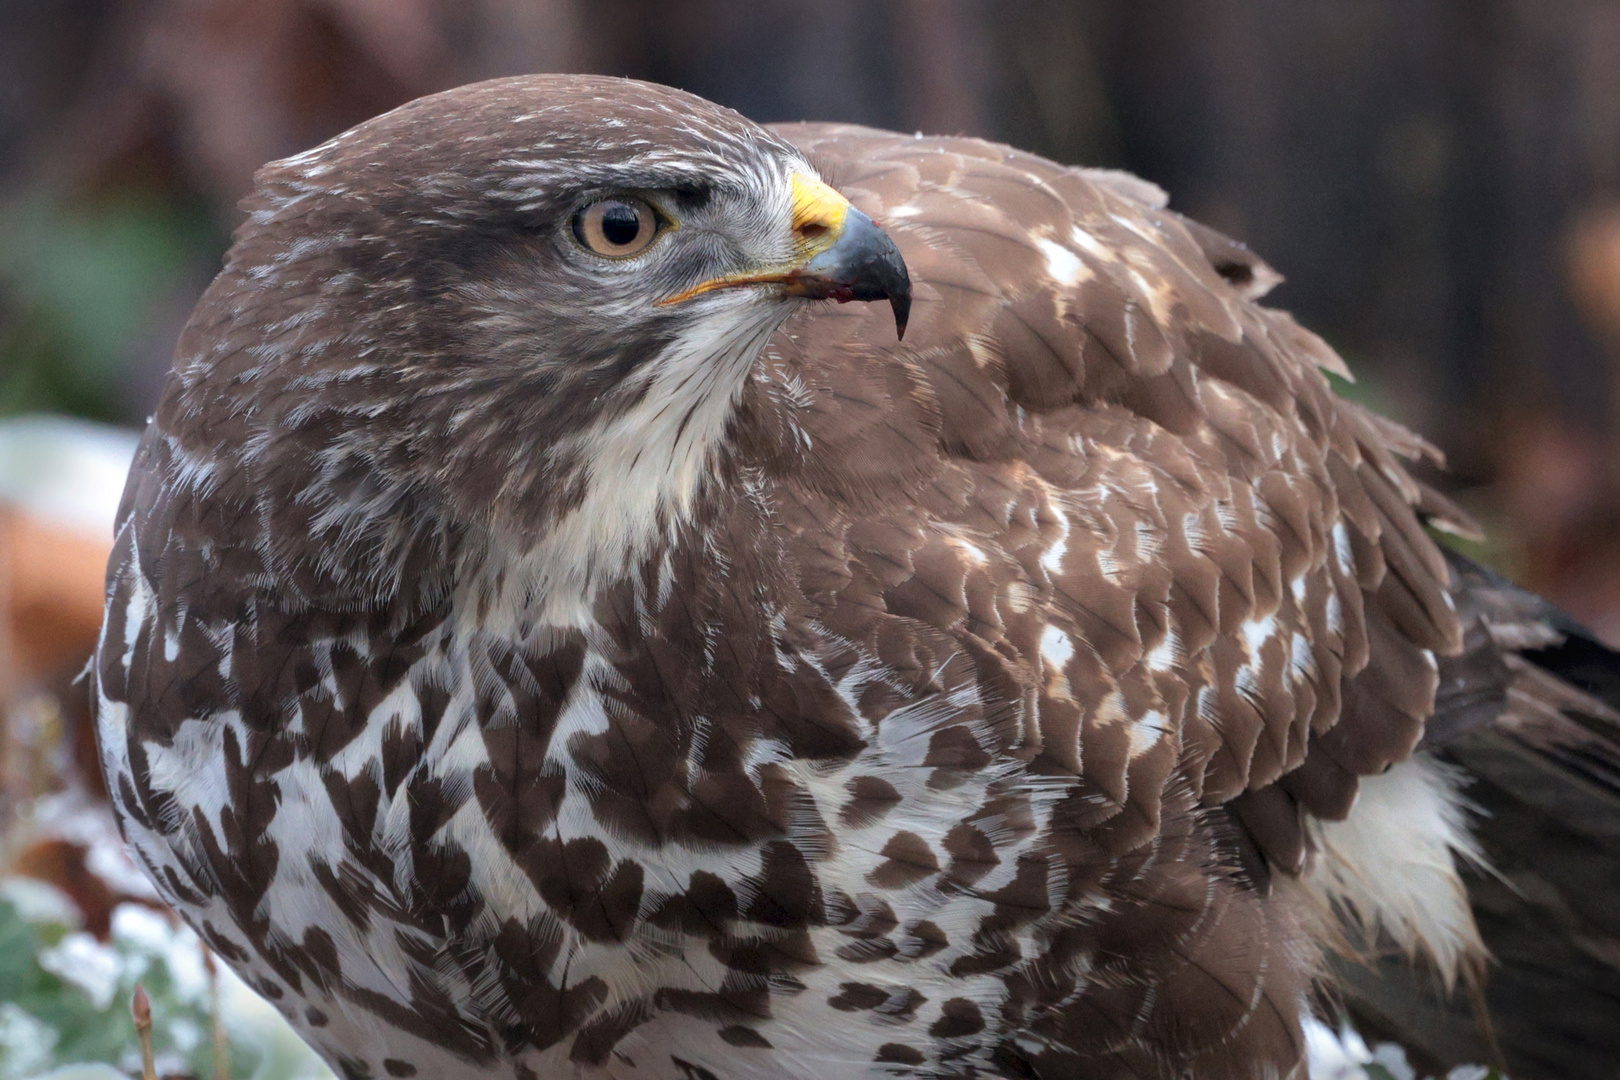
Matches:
[[761, 121, 1466, 1077]]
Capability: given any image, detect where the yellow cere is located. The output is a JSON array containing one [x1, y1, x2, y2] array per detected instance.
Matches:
[[789, 173, 851, 255]]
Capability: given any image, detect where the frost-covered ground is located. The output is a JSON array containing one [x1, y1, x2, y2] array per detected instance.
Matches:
[[0, 880, 332, 1080], [0, 787, 333, 1080]]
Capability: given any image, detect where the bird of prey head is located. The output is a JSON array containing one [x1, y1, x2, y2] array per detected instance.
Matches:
[[161, 75, 906, 620]]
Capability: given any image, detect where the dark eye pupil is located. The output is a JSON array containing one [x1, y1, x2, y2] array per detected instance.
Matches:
[[600, 203, 642, 246]]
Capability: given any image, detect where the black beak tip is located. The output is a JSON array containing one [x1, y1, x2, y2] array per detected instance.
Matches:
[[891, 292, 910, 340], [864, 219, 911, 341], [800, 206, 913, 341]]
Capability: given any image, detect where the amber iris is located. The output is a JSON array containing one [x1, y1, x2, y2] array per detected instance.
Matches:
[[573, 198, 659, 256]]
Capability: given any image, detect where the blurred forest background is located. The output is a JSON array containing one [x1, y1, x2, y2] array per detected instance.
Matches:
[[1, 2, 1619, 1076]]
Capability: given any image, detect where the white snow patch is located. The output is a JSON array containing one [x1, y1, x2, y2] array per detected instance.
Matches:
[[37, 934, 122, 1011]]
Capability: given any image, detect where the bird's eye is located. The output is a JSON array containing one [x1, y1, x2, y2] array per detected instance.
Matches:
[[572, 198, 660, 257]]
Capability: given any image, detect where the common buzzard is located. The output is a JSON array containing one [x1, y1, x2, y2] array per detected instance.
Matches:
[[93, 74, 1604, 1079]]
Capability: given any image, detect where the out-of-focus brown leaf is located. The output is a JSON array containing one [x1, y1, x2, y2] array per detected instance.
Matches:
[[0, 502, 111, 688], [1566, 204, 1620, 353], [1, 503, 114, 816], [12, 837, 117, 939]]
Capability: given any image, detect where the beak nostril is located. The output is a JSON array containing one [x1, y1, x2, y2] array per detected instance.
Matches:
[[662, 198, 908, 338]]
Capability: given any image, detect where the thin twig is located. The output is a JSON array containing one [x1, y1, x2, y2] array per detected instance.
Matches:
[[202, 944, 230, 1080], [132, 983, 157, 1080]]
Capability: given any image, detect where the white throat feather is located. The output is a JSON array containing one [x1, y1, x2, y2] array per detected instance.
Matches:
[[463, 292, 788, 632]]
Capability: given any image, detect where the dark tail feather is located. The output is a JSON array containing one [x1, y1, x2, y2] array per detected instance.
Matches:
[[1337, 550, 1620, 1080]]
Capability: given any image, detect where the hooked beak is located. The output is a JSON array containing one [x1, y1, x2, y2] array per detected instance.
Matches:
[[659, 173, 912, 339]]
